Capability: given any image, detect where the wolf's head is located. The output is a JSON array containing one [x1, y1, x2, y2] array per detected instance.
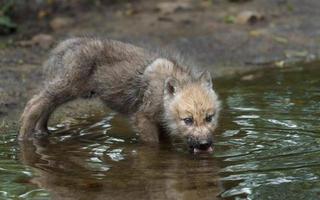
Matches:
[[163, 70, 221, 153]]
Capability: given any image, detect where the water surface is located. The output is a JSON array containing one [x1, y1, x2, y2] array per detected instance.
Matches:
[[0, 63, 319, 199]]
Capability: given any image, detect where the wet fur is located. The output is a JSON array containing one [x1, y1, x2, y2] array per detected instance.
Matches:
[[19, 37, 220, 144]]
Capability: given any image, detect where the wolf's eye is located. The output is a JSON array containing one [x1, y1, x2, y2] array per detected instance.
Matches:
[[183, 117, 194, 126], [205, 114, 214, 123]]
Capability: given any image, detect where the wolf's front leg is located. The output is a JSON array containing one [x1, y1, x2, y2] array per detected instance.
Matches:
[[132, 112, 159, 143]]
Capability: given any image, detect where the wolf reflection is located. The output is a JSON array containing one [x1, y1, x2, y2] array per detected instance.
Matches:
[[19, 129, 222, 200]]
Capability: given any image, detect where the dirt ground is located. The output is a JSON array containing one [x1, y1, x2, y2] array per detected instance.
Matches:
[[1, 0, 320, 128]]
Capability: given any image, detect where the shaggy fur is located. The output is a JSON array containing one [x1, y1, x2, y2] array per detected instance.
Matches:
[[19, 37, 221, 150]]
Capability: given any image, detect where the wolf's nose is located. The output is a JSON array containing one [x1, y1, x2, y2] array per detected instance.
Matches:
[[197, 139, 213, 150]]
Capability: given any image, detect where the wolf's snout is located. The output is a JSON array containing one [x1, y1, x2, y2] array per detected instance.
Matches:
[[187, 136, 213, 153], [198, 139, 213, 150]]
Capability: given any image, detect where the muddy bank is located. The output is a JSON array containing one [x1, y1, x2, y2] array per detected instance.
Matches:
[[1, 0, 320, 128]]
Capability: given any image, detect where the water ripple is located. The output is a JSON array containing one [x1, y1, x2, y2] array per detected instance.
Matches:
[[216, 65, 320, 199]]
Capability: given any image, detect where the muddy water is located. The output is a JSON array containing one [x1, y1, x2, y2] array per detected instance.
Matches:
[[0, 64, 320, 200]]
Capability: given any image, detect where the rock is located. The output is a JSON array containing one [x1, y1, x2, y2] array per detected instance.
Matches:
[[19, 34, 54, 49], [156, 2, 192, 14], [241, 72, 263, 81], [158, 16, 174, 22], [236, 10, 265, 25], [31, 34, 54, 49], [285, 50, 308, 59], [50, 17, 74, 31]]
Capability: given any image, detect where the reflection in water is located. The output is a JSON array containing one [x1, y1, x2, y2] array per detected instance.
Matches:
[[17, 114, 221, 200], [214, 65, 320, 199], [1, 64, 320, 199]]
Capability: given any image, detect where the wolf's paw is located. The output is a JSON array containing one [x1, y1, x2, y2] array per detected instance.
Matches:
[[34, 130, 50, 139]]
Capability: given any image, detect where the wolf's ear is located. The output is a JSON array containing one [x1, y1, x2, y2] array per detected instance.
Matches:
[[165, 77, 180, 96], [199, 70, 213, 89]]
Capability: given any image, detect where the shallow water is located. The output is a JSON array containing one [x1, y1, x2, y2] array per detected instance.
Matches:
[[0, 63, 320, 200]]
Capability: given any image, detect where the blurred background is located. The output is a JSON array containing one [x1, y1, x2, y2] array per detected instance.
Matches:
[[1, 0, 320, 116], [1, 0, 319, 70]]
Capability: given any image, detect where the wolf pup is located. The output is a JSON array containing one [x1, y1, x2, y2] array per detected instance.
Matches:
[[19, 37, 221, 153]]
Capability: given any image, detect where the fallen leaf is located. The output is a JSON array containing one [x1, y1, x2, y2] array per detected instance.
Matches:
[[275, 60, 285, 68], [50, 17, 74, 31], [236, 10, 265, 25], [156, 2, 192, 14], [19, 33, 54, 49], [241, 74, 255, 81], [241, 72, 263, 81], [273, 36, 288, 44], [249, 29, 266, 37], [38, 10, 49, 19], [125, 8, 139, 16], [224, 15, 236, 24]]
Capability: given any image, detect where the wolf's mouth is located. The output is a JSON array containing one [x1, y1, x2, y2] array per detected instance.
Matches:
[[190, 146, 213, 153]]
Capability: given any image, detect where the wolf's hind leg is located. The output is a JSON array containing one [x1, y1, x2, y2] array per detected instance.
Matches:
[[19, 78, 83, 140], [19, 93, 53, 140]]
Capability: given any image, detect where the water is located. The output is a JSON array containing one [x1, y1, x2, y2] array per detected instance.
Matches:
[[0, 64, 319, 200]]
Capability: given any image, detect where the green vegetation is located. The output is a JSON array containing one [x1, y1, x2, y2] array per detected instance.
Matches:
[[0, 0, 17, 34]]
